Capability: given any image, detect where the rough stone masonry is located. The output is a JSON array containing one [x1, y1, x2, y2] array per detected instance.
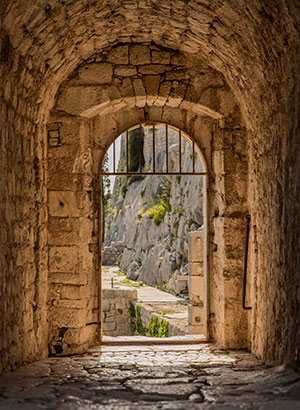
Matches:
[[0, 0, 299, 375]]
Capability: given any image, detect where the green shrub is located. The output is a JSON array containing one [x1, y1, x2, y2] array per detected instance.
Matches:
[[145, 202, 168, 225], [147, 316, 169, 337], [135, 304, 147, 335], [148, 316, 160, 337], [158, 319, 169, 337], [129, 303, 136, 318]]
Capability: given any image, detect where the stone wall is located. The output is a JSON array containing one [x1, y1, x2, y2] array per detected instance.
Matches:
[[102, 288, 137, 337], [47, 43, 247, 356], [0, 0, 299, 372], [47, 118, 99, 355], [0, 31, 48, 372]]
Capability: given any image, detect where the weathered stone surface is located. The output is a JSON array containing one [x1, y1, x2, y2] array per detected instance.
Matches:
[[0, 346, 299, 409], [77, 63, 113, 84], [0, 1, 299, 375], [114, 65, 137, 77], [48, 191, 80, 217], [130, 45, 151, 65], [102, 286, 137, 336]]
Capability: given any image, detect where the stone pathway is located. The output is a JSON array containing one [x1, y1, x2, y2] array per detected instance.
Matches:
[[0, 344, 299, 409], [102, 266, 189, 335]]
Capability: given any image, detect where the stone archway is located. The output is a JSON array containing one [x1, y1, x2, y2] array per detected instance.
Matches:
[[99, 122, 209, 340], [46, 43, 248, 354]]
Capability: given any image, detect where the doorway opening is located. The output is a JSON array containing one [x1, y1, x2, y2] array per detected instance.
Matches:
[[100, 123, 208, 343]]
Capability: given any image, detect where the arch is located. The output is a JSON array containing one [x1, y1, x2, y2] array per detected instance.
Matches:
[[100, 122, 208, 176], [99, 122, 209, 340], [1, 0, 299, 372]]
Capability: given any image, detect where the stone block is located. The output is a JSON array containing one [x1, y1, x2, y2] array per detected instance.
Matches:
[[115, 66, 137, 76], [101, 300, 112, 312], [171, 54, 186, 65], [188, 305, 205, 326], [48, 191, 79, 217], [188, 230, 204, 262], [57, 299, 87, 309], [188, 276, 205, 306], [61, 285, 89, 300], [166, 70, 189, 80], [159, 81, 171, 98], [174, 275, 188, 294], [48, 272, 88, 285], [63, 325, 98, 345], [151, 51, 171, 64], [129, 45, 151, 65], [103, 322, 116, 332], [78, 63, 113, 84], [133, 78, 146, 99], [139, 65, 166, 74], [120, 77, 135, 98], [189, 262, 204, 276], [107, 45, 129, 64], [49, 307, 86, 328], [145, 75, 160, 106], [49, 246, 79, 272], [188, 324, 205, 335], [56, 86, 99, 115]]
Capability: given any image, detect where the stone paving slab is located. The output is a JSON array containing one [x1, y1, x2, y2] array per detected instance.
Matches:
[[0, 344, 299, 409]]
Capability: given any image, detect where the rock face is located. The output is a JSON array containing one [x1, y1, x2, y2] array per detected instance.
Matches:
[[102, 242, 126, 266], [104, 127, 204, 292]]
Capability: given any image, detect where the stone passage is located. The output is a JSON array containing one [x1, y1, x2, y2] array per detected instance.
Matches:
[[1, 0, 300, 374], [0, 345, 299, 409]]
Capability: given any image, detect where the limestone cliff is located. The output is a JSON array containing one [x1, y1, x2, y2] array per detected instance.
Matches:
[[104, 127, 204, 293]]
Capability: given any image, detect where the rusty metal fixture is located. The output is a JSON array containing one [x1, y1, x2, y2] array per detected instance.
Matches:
[[101, 123, 206, 177], [242, 214, 252, 310]]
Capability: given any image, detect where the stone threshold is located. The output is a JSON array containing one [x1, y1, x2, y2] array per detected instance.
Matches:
[[100, 335, 207, 346]]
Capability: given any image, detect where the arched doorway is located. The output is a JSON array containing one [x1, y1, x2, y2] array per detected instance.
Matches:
[[99, 122, 209, 342]]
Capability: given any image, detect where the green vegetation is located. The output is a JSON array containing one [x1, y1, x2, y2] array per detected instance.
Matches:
[[122, 277, 136, 287], [158, 319, 169, 337], [147, 315, 160, 337], [144, 202, 169, 226], [129, 304, 170, 337], [129, 302, 136, 318], [117, 308, 123, 314], [188, 218, 198, 230], [135, 304, 147, 335], [162, 310, 176, 316], [182, 256, 187, 263], [137, 177, 171, 226], [174, 263, 181, 271], [176, 175, 181, 184]]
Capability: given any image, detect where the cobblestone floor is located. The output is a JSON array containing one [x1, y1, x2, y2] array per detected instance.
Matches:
[[0, 344, 299, 409]]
